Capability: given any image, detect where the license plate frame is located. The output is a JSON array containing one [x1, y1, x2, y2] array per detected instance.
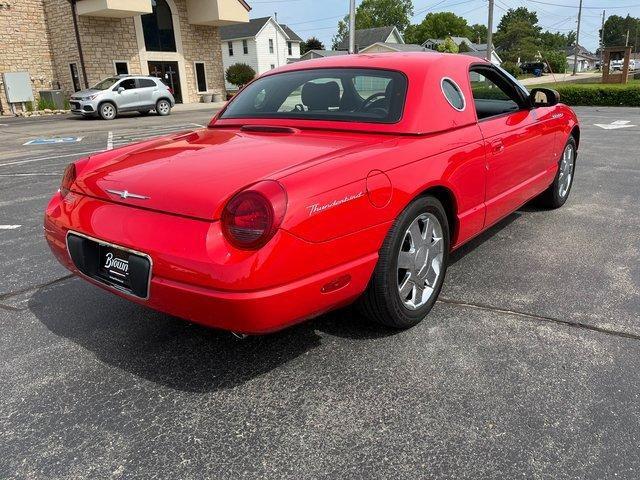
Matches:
[[66, 231, 152, 299]]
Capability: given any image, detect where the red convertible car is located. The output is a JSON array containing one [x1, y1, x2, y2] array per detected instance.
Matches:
[[45, 53, 578, 334]]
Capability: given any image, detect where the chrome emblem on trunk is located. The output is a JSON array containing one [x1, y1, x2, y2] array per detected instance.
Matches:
[[106, 189, 149, 200]]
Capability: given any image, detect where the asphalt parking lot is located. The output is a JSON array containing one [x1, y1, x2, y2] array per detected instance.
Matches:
[[1, 106, 639, 479]]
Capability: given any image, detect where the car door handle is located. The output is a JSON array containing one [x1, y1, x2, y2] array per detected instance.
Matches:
[[491, 141, 505, 154]]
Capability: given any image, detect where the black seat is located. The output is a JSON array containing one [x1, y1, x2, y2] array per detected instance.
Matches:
[[301, 81, 340, 111]]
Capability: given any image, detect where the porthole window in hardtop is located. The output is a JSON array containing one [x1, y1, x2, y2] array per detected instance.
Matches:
[[441, 78, 465, 111]]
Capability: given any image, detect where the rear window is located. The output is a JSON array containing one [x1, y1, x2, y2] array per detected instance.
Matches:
[[221, 68, 408, 124], [138, 78, 157, 88]]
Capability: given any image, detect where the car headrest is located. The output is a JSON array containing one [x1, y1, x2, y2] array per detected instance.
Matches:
[[301, 81, 340, 110]]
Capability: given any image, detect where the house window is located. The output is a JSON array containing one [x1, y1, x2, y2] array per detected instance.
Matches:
[[194, 61, 207, 93], [141, 0, 177, 52], [269, 39, 274, 54], [69, 63, 81, 92], [228, 41, 233, 56], [287, 42, 292, 56], [114, 61, 129, 75], [242, 39, 248, 54]]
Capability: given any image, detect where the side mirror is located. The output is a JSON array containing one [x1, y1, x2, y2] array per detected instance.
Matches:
[[529, 87, 559, 108], [117, 86, 125, 94]]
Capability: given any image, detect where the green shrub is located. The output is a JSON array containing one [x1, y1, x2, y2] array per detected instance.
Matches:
[[37, 97, 56, 111], [225, 63, 256, 88], [543, 50, 567, 74], [63, 99, 71, 110], [25, 101, 34, 112], [501, 61, 521, 78], [530, 82, 640, 107]]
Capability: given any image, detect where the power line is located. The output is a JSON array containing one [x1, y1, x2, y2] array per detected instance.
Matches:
[[284, 14, 346, 26], [526, 0, 640, 10]]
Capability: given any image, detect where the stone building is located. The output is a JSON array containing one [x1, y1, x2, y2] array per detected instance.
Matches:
[[0, 0, 250, 114]]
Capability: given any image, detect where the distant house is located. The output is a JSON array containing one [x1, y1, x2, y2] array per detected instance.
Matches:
[[423, 36, 474, 51], [423, 37, 502, 66], [359, 42, 434, 54], [335, 26, 404, 52], [566, 45, 598, 72], [220, 16, 302, 89], [297, 50, 349, 61]]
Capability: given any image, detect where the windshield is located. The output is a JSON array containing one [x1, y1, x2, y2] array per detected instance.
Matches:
[[497, 66, 529, 95], [221, 68, 408, 124], [92, 77, 119, 90]]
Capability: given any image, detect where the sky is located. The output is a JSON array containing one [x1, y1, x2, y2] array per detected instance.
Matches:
[[247, 0, 640, 53]]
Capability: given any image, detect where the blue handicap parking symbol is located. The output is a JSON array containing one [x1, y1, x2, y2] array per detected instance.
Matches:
[[24, 136, 83, 146]]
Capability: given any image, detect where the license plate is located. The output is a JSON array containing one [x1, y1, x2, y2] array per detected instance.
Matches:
[[99, 245, 132, 289], [67, 233, 151, 298]]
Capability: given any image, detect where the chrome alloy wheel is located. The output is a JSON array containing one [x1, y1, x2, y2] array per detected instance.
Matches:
[[558, 143, 575, 198], [157, 100, 170, 115], [101, 103, 116, 119], [396, 212, 444, 310]]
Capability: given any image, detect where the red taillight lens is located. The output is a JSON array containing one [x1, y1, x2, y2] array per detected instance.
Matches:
[[222, 180, 287, 250], [60, 163, 76, 197]]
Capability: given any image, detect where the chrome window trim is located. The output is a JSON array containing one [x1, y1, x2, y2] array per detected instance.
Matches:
[[441, 77, 466, 112]]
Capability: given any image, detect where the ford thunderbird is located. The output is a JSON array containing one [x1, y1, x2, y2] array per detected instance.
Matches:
[[44, 53, 579, 334]]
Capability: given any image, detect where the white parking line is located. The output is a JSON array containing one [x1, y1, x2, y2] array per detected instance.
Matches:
[[0, 173, 59, 177], [0, 150, 105, 168], [0, 194, 50, 208], [107, 131, 113, 150], [0, 225, 21, 230]]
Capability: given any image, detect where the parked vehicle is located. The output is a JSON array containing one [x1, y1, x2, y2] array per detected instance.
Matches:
[[69, 75, 175, 120], [45, 53, 579, 334], [519, 62, 548, 75]]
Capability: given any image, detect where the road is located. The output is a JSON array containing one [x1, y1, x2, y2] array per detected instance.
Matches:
[[1, 107, 639, 479]]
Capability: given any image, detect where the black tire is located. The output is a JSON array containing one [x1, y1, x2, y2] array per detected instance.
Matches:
[[98, 102, 117, 120], [156, 99, 171, 116], [358, 196, 450, 329], [138, 110, 151, 116], [535, 136, 577, 208]]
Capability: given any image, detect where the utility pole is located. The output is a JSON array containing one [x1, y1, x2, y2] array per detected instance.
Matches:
[[625, 29, 630, 46], [274, 12, 281, 67], [600, 10, 605, 68], [572, 0, 583, 75], [486, 0, 494, 62], [348, 0, 356, 54]]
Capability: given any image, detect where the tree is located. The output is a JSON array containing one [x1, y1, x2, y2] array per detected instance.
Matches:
[[493, 7, 542, 62], [301, 37, 325, 55], [436, 37, 459, 53], [603, 14, 639, 50], [467, 23, 487, 44], [540, 31, 572, 51], [458, 41, 471, 53], [332, 0, 414, 49], [405, 11, 469, 45], [225, 63, 255, 88]]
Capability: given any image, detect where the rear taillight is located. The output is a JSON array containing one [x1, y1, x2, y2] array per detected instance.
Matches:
[[222, 180, 287, 250], [60, 163, 76, 197]]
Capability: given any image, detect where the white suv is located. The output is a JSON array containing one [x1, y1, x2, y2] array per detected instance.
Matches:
[[69, 75, 176, 120]]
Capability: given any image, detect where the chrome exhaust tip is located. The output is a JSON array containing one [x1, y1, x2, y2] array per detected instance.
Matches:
[[231, 331, 248, 340]]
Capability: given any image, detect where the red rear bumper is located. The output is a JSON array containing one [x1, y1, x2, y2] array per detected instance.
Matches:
[[44, 192, 381, 333]]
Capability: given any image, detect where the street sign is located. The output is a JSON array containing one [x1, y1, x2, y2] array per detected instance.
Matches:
[[23, 137, 84, 145], [594, 120, 636, 130]]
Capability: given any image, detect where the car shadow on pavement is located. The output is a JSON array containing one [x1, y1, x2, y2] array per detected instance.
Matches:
[[29, 279, 330, 393], [28, 209, 530, 393], [448, 211, 521, 265]]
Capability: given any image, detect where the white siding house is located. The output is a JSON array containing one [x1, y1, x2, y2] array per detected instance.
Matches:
[[220, 16, 301, 90]]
